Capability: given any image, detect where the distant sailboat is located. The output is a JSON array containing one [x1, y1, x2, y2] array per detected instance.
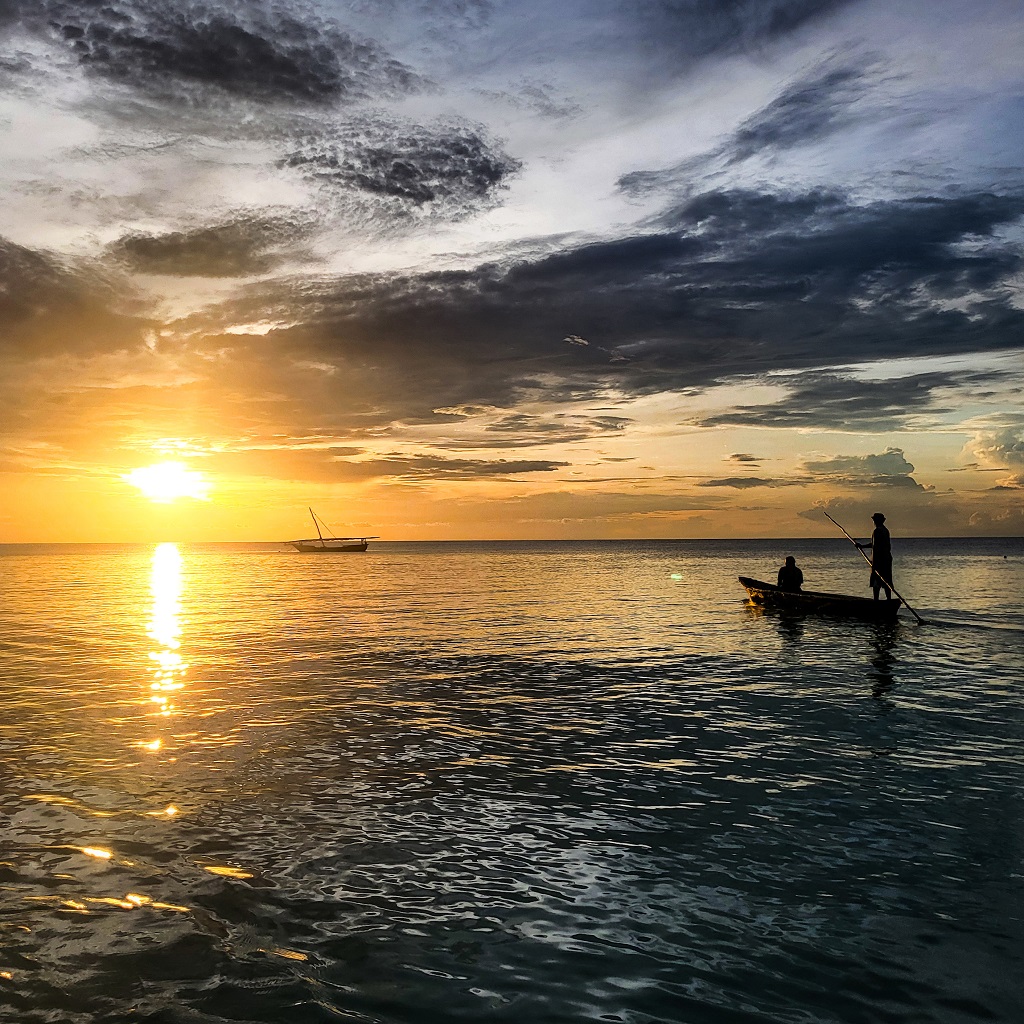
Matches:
[[289, 508, 377, 553]]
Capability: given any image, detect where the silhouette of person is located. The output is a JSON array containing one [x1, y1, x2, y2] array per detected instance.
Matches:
[[857, 512, 893, 600], [777, 555, 803, 591]]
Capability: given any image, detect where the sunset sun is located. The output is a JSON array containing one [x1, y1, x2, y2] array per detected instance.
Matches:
[[123, 462, 210, 503]]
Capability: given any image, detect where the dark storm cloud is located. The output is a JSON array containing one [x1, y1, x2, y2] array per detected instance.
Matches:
[[7, 0, 422, 104], [693, 368, 1004, 431], [620, 54, 882, 194], [108, 215, 310, 277], [198, 186, 1024, 426], [0, 236, 150, 355], [283, 122, 520, 217]]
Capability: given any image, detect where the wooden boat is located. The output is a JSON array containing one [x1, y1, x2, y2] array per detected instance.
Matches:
[[738, 576, 901, 622], [289, 508, 377, 553]]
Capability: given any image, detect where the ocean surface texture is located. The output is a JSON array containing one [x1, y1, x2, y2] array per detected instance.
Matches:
[[1, 538, 1022, 1024]]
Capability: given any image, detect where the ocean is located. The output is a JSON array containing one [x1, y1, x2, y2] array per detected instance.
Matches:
[[1, 538, 1022, 1024]]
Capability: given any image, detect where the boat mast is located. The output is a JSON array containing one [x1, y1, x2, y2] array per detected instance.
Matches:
[[309, 507, 325, 547]]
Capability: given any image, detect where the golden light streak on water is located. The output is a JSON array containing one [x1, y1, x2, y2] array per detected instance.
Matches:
[[267, 948, 309, 962], [143, 805, 180, 818], [146, 542, 188, 725], [78, 847, 112, 860], [203, 865, 254, 879]]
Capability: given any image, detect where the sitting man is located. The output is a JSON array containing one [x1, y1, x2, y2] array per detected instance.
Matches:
[[777, 555, 804, 591]]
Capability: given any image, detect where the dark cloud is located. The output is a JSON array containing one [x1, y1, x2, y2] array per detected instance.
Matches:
[[283, 122, 520, 217], [693, 368, 1003, 431], [193, 187, 1024, 426], [108, 215, 311, 277], [728, 54, 883, 163], [728, 453, 763, 463], [620, 54, 882, 195], [361, 455, 568, 480], [697, 476, 796, 488], [9, 0, 423, 104], [481, 412, 630, 447], [0, 237, 150, 355], [203, 444, 567, 482]]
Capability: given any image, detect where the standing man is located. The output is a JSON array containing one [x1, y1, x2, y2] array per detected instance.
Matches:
[[857, 512, 893, 601]]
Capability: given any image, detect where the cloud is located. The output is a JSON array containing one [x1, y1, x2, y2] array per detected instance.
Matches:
[[802, 446, 925, 488], [17, 177, 1004, 464], [480, 412, 629, 447], [964, 427, 1024, 488], [632, 0, 855, 62], [692, 368, 1002, 431], [108, 214, 312, 277], [474, 80, 583, 120], [728, 453, 763, 463], [797, 492, 965, 535], [188, 186, 1024, 429], [362, 455, 569, 480], [496, 488, 725, 523], [10, 0, 424, 105], [697, 476, 797, 489], [0, 236, 150, 355], [728, 53, 885, 163], [183, 444, 570, 483], [620, 53, 885, 194], [282, 120, 520, 218]]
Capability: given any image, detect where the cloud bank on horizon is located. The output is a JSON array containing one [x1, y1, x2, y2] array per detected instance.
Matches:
[[1, 0, 1023, 538]]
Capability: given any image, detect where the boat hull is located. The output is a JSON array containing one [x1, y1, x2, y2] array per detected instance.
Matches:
[[738, 576, 901, 622], [290, 540, 368, 553]]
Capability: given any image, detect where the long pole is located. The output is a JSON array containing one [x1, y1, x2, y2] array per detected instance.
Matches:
[[821, 510, 925, 625], [310, 507, 324, 547]]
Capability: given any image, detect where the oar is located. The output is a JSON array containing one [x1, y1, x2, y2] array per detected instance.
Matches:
[[821, 510, 926, 625]]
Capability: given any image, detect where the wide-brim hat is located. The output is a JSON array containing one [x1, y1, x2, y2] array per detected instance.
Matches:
[[871, 512, 886, 522]]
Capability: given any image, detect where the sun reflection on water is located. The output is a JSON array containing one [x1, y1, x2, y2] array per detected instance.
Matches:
[[147, 543, 187, 723]]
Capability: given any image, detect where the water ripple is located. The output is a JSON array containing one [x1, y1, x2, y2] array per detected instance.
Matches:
[[0, 540, 1022, 1022]]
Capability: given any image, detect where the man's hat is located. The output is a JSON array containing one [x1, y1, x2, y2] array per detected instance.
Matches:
[[871, 512, 886, 522]]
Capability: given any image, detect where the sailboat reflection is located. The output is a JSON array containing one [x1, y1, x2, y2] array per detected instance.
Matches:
[[147, 543, 187, 721]]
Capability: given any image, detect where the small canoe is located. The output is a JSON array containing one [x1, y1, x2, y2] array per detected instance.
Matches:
[[738, 576, 901, 623]]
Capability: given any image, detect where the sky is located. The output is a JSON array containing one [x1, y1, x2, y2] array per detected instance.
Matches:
[[1, 0, 1023, 541]]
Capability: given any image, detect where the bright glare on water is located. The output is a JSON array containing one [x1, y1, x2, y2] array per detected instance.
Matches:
[[1, 538, 1022, 1023]]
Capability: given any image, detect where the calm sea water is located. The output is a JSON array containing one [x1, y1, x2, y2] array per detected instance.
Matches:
[[1, 538, 1022, 1024]]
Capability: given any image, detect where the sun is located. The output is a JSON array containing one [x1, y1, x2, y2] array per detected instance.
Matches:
[[123, 462, 211, 503]]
